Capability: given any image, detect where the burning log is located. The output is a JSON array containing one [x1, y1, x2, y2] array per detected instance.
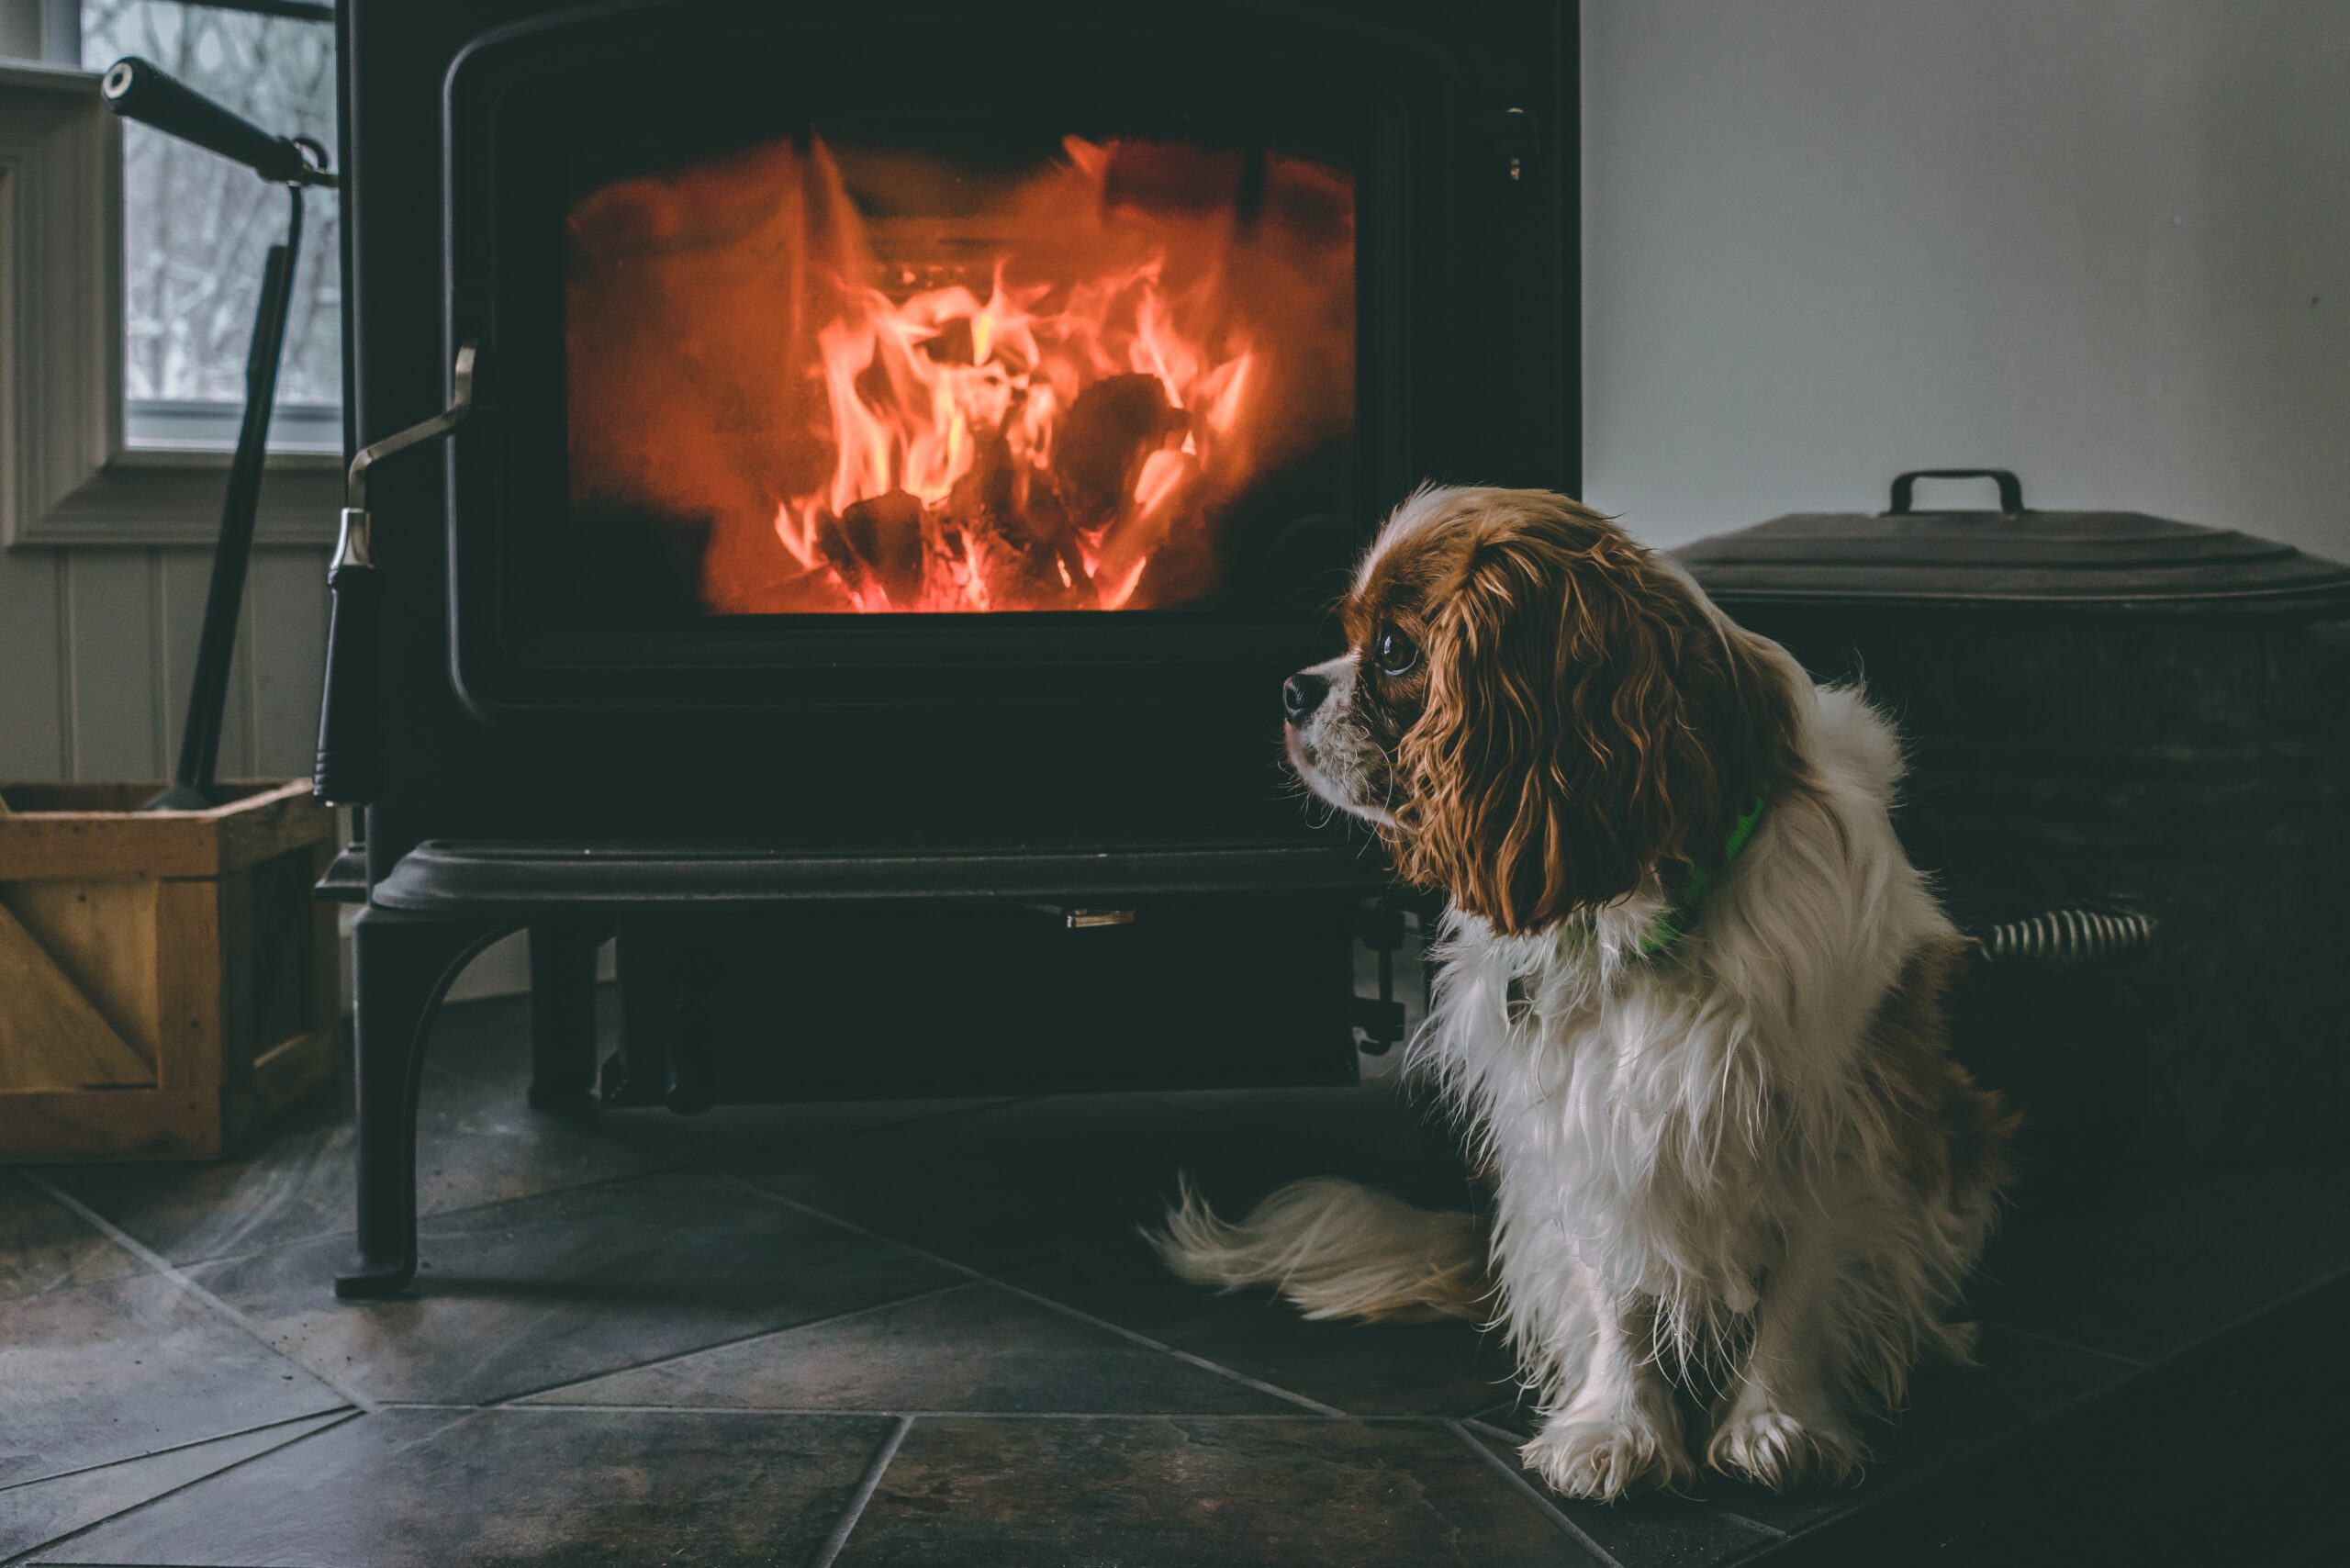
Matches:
[[950, 439, 1090, 608], [1050, 374, 1186, 532], [819, 490, 927, 608]]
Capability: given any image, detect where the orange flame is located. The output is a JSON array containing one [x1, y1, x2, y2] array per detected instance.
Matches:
[[566, 131, 1354, 613]]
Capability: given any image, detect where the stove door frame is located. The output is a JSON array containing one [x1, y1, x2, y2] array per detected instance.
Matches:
[[435, 0, 1576, 722]]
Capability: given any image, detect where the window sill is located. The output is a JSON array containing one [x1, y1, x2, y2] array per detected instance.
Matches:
[[6, 452, 341, 549], [1, 63, 338, 551]]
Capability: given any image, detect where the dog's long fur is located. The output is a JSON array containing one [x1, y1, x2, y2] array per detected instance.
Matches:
[[1154, 487, 2014, 1497]]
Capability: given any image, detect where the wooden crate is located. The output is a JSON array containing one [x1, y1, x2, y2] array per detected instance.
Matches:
[[0, 780, 341, 1161]]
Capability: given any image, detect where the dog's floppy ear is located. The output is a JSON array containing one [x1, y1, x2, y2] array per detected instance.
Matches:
[[1387, 501, 1796, 935]]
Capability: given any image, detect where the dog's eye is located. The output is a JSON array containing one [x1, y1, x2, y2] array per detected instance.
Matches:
[[1372, 628, 1419, 677]]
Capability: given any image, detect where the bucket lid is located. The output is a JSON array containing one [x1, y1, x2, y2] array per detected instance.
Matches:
[[1674, 470, 2350, 607]]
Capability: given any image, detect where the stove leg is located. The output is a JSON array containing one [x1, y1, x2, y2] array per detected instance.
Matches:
[[527, 920, 605, 1109], [335, 910, 509, 1302]]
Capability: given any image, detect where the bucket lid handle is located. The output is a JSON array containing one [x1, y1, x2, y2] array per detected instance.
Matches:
[[1888, 469, 2024, 517]]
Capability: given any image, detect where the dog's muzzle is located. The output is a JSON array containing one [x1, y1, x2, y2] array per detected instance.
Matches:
[[1282, 669, 1329, 722]]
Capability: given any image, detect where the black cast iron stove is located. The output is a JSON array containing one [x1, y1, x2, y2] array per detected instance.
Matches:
[[322, 0, 1581, 1297]]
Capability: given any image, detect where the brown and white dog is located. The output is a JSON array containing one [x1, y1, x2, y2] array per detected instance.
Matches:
[[1156, 486, 2014, 1497]]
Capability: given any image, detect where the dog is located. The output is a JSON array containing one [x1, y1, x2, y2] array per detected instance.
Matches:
[[1155, 486, 2015, 1497]]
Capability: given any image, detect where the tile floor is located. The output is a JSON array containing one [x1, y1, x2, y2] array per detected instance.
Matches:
[[4, 993, 2347, 1567]]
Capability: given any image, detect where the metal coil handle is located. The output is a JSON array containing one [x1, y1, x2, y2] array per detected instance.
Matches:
[[1965, 906, 2157, 969], [1888, 469, 2025, 517]]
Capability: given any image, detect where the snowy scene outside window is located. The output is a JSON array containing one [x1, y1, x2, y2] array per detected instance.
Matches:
[[81, 0, 340, 452]]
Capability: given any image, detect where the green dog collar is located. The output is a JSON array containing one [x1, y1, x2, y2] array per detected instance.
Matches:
[[1638, 789, 1771, 958]]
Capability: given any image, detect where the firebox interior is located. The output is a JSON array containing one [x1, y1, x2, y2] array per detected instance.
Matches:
[[562, 108, 1360, 619]]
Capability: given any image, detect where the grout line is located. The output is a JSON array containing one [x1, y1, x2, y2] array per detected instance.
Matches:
[[0, 1408, 364, 1568], [1712, 1534, 1806, 1568], [981, 1273, 1352, 1419], [35, 1095, 1041, 1292], [156, 1156, 701, 1277], [1461, 1414, 1527, 1447], [1982, 1321, 2147, 1369], [1459, 1413, 1789, 1541], [23, 1174, 380, 1414], [484, 1282, 975, 1407], [1443, 1418, 1627, 1567], [2164, 1260, 2350, 1361], [701, 1165, 1351, 1419], [1878, 1257, 2350, 1500], [0, 1409, 354, 1497], [808, 1415, 911, 1568]]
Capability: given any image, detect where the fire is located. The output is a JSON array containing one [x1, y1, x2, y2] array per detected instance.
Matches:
[[565, 129, 1354, 613], [771, 241, 1251, 611]]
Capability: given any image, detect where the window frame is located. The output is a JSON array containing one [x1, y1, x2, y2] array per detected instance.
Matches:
[[2, 2, 337, 551]]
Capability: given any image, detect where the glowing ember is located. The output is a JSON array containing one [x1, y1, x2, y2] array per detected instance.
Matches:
[[565, 129, 1354, 612]]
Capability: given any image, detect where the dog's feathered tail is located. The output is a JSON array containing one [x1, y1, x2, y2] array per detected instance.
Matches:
[[1148, 1176, 1489, 1325]]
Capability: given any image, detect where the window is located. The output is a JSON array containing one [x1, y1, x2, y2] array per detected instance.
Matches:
[[79, 0, 338, 453]]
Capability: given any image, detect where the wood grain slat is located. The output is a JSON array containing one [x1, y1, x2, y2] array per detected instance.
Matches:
[[212, 781, 336, 874], [0, 781, 338, 1160], [0, 1090, 220, 1160], [0, 877, 160, 1064], [152, 879, 225, 1092], [0, 903, 151, 1091], [0, 780, 326, 879]]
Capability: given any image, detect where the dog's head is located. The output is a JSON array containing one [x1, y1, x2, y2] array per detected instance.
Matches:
[[1284, 486, 1803, 935]]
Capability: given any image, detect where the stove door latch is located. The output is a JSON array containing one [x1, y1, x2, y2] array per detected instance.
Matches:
[[1471, 106, 1542, 184]]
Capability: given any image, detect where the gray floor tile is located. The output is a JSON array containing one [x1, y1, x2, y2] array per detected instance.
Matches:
[[0, 1413, 348, 1564], [833, 1417, 1594, 1568], [2219, 1145, 2350, 1216], [1975, 1167, 2350, 1363], [185, 1168, 953, 1405], [0, 1177, 142, 1305], [1685, 1327, 2134, 1534], [37, 1065, 665, 1270], [1463, 1428, 1782, 1568], [0, 1272, 344, 1490], [523, 1280, 1298, 1415], [723, 1093, 1335, 1273], [1150, 1078, 1477, 1195], [39, 1407, 895, 1567], [1005, 1236, 1522, 1418]]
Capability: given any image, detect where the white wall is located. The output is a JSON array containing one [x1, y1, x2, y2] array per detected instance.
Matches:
[[1581, 0, 2350, 556], [0, 548, 330, 783]]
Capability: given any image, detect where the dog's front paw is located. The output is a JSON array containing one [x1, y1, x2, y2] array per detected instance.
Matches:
[[1706, 1406, 1864, 1491], [1522, 1411, 1694, 1501]]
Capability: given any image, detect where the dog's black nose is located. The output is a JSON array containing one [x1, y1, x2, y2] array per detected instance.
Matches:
[[1283, 671, 1329, 722]]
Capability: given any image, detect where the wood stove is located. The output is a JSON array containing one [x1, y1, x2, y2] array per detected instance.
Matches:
[[327, 0, 1579, 1296]]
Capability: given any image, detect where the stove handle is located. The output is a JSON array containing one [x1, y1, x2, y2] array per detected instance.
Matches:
[[314, 344, 477, 807], [313, 521, 383, 806]]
